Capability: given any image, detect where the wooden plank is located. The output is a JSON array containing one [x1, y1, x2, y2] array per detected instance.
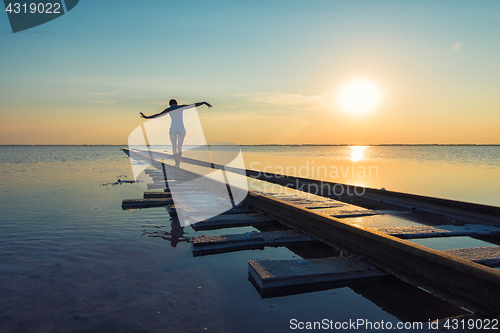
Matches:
[[143, 190, 212, 198], [147, 183, 168, 190], [297, 202, 347, 209], [244, 192, 500, 316], [277, 198, 346, 209], [192, 230, 316, 255], [122, 198, 173, 209], [169, 186, 208, 192], [178, 207, 252, 217], [144, 191, 171, 198], [318, 208, 378, 218], [248, 257, 387, 290], [190, 213, 275, 231], [372, 224, 500, 239], [190, 213, 265, 222], [443, 247, 500, 267], [273, 196, 376, 216], [146, 175, 175, 179], [152, 176, 186, 182]]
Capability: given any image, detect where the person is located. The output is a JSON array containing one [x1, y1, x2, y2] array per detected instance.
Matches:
[[140, 99, 212, 167]]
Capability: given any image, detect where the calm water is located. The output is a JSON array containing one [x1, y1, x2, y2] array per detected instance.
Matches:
[[240, 145, 500, 207], [0, 145, 498, 332]]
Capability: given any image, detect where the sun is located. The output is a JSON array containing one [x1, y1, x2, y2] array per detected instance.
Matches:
[[338, 80, 381, 115]]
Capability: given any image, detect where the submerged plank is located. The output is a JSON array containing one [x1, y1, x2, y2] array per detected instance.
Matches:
[[190, 213, 275, 231], [190, 213, 267, 222], [372, 224, 500, 239], [147, 183, 168, 190], [192, 230, 315, 255], [443, 247, 500, 267], [122, 198, 174, 209], [144, 191, 171, 198], [168, 183, 202, 187], [248, 257, 387, 290], [169, 186, 208, 192], [178, 207, 252, 217], [245, 192, 500, 316]]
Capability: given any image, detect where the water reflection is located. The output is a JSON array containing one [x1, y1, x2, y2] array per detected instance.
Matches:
[[350, 146, 368, 162], [141, 217, 190, 247]]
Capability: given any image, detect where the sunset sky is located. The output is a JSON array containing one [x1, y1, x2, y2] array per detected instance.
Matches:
[[1, 1, 499, 145]]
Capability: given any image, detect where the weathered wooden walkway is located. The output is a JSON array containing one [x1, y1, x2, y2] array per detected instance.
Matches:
[[122, 147, 500, 317]]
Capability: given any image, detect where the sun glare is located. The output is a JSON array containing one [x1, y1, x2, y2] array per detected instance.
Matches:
[[338, 80, 381, 115], [350, 146, 368, 162]]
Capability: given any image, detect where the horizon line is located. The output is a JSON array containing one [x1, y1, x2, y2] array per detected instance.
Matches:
[[1, 143, 499, 147]]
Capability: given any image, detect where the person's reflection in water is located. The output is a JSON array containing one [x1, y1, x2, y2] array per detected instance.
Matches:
[[143, 216, 189, 247], [166, 217, 189, 247]]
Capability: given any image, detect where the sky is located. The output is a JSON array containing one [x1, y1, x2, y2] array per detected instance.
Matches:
[[1, 0, 499, 145]]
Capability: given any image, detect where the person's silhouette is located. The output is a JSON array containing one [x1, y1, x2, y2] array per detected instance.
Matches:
[[140, 99, 212, 167]]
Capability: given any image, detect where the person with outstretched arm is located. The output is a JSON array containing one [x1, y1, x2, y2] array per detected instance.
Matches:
[[140, 99, 212, 167]]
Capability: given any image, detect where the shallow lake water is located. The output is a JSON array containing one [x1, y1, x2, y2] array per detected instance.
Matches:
[[0, 145, 497, 332]]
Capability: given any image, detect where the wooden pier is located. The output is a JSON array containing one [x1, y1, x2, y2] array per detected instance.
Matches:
[[122, 148, 500, 317]]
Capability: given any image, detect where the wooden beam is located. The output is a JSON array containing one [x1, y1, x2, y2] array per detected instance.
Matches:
[[122, 198, 173, 209], [192, 230, 316, 256], [248, 257, 387, 289], [245, 192, 500, 317]]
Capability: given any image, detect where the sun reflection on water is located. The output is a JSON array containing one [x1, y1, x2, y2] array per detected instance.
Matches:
[[350, 146, 368, 162]]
